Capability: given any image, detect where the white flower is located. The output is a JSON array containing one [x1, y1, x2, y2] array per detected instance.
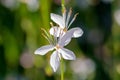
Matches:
[[50, 8, 83, 38], [34, 29, 76, 72]]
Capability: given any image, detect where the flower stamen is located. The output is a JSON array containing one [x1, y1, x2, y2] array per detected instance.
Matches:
[[41, 28, 54, 45], [68, 13, 79, 29]]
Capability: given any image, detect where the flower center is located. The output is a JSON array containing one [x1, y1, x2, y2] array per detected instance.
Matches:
[[55, 45, 60, 50], [63, 28, 67, 32]]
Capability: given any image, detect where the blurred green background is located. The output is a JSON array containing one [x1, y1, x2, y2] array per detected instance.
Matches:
[[0, 0, 120, 80]]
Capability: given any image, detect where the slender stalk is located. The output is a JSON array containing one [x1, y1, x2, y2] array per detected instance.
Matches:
[[60, 58, 64, 80], [61, 0, 65, 80], [61, 0, 65, 12]]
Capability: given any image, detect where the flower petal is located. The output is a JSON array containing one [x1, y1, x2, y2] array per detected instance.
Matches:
[[49, 26, 61, 37], [72, 27, 83, 38], [58, 28, 75, 46], [62, 9, 66, 28], [34, 45, 54, 55], [66, 8, 72, 27], [64, 38, 71, 46], [58, 47, 76, 60], [51, 13, 65, 28], [50, 51, 60, 72]]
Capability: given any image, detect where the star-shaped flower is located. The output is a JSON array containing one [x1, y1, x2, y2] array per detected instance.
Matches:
[[50, 8, 83, 38], [34, 28, 76, 72]]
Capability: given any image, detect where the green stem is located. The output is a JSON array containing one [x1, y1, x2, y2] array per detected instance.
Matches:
[[60, 58, 64, 80], [61, 0, 65, 12], [60, 1, 65, 80]]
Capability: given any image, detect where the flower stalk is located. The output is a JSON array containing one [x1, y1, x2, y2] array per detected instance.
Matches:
[[61, 0, 65, 79], [60, 57, 64, 80], [61, 0, 65, 13]]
